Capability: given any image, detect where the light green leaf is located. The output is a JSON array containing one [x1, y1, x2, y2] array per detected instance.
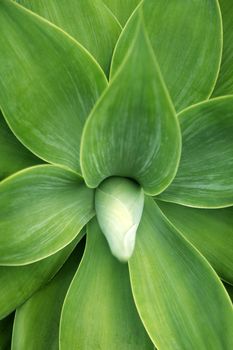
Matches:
[[129, 197, 233, 350], [110, 0, 222, 111], [157, 201, 233, 285], [0, 165, 94, 265], [158, 96, 233, 208], [0, 313, 14, 350], [0, 234, 81, 320], [212, 0, 233, 96], [81, 20, 181, 195], [15, 0, 121, 75], [60, 219, 153, 350], [103, 0, 141, 26], [0, 111, 42, 181], [0, 0, 107, 174], [11, 239, 85, 350]]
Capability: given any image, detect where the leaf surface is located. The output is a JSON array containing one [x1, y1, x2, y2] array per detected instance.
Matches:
[[157, 201, 233, 285], [111, 0, 222, 111], [81, 21, 181, 195], [60, 219, 153, 350], [0, 0, 107, 174], [11, 240, 85, 350], [0, 165, 94, 265], [16, 0, 121, 74], [0, 235, 81, 320], [0, 111, 42, 180], [158, 96, 233, 208], [129, 197, 233, 350], [212, 0, 233, 96]]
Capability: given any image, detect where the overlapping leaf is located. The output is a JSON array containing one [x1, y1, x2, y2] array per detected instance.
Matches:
[[0, 111, 42, 181], [0, 0, 107, 174], [111, 0, 222, 111], [0, 233, 81, 320], [212, 0, 233, 96], [81, 20, 181, 195], [159, 96, 233, 208], [11, 240, 85, 350], [157, 201, 233, 284], [103, 0, 141, 26], [0, 165, 94, 265], [60, 219, 153, 350], [129, 197, 233, 349], [15, 0, 121, 74]]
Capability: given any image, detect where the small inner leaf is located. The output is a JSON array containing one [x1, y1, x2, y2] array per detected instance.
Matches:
[[95, 177, 144, 262]]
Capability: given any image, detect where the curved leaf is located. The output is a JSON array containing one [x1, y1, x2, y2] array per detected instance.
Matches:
[[158, 96, 233, 208], [110, 0, 222, 111], [0, 234, 81, 320], [0, 0, 107, 174], [103, 0, 141, 26], [157, 201, 233, 284], [0, 313, 14, 350], [129, 197, 233, 350], [60, 219, 153, 350], [81, 20, 181, 195], [0, 165, 94, 265], [16, 0, 121, 75], [0, 111, 42, 181], [212, 0, 233, 96], [11, 239, 85, 350]]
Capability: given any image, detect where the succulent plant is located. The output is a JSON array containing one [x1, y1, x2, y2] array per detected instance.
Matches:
[[0, 0, 233, 349]]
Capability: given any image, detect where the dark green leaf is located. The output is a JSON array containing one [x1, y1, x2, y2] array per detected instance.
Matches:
[[0, 0, 107, 174], [0, 313, 14, 350]]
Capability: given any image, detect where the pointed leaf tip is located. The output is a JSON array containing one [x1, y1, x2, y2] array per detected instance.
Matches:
[[95, 177, 144, 262]]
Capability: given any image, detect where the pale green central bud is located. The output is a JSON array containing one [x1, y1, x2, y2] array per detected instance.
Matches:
[[95, 177, 144, 262]]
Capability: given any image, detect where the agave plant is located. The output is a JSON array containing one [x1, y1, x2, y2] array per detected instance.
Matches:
[[0, 0, 233, 349]]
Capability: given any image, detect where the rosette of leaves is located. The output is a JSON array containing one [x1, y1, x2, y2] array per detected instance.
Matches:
[[0, 0, 233, 349]]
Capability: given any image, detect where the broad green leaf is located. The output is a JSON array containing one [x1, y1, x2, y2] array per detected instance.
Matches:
[[110, 0, 222, 111], [15, 0, 121, 75], [81, 20, 181, 195], [157, 201, 233, 285], [129, 197, 233, 350], [0, 234, 82, 320], [103, 0, 141, 26], [212, 0, 233, 96], [11, 239, 85, 350], [60, 219, 153, 350], [0, 165, 94, 265], [0, 313, 14, 350], [0, 0, 107, 174], [158, 96, 233, 208], [0, 111, 42, 181]]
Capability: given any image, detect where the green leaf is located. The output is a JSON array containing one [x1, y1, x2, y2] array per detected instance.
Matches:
[[15, 0, 121, 75], [103, 0, 141, 26], [11, 239, 85, 350], [0, 234, 81, 320], [110, 0, 222, 111], [0, 0, 107, 174], [0, 111, 42, 181], [225, 283, 233, 302], [158, 96, 233, 208], [0, 313, 14, 350], [212, 0, 233, 96], [157, 201, 233, 285], [81, 20, 181, 195], [60, 219, 153, 350], [0, 165, 94, 265], [129, 197, 233, 350]]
